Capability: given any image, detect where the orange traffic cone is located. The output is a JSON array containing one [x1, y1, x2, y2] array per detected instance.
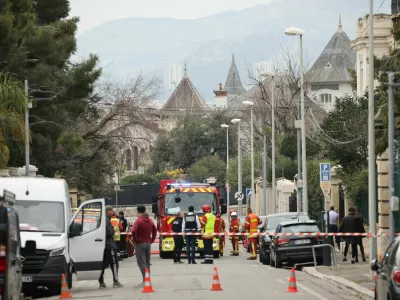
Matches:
[[286, 268, 299, 293], [142, 268, 155, 293], [59, 274, 72, 299], [372, 271, 377, 292], [210, 267, 223, 291]]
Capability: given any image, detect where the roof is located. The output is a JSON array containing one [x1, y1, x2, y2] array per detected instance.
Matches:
[[308, 16, 356, 84], [280, 220, 317, 227], [162, 72, 209, 113], [224, 54, 246, 96]]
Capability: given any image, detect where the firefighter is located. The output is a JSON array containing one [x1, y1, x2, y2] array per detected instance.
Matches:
[[229, 211, 240, 256], [243, 207, 261, 260], [219, 215, 226, 256], [200, 204, 216, 264], [110, 212, 123, 261]]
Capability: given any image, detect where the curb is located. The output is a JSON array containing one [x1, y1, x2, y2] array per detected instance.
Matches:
[[303, 267, 374, 300]]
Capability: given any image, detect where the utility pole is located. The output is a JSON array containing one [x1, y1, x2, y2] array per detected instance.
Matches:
[[368, 0, 377, 265], [25, 80, 30, 177], [271, 75, 276, 213], [262, 134, 267, 216], [238, 122, 242, 216], [296, 100, 303, 212]]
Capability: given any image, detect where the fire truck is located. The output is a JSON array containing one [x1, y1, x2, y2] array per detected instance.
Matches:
[[152, 177, 227, 259]]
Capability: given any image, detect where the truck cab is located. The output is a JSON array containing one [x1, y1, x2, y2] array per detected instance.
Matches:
[[0, 177, 107, 296], [152, 177, 227, 259]]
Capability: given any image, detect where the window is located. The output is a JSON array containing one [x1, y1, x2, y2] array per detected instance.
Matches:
[[125, 149, 132, 170], [73, 202, 102, 235], [265, 215, 309, 231], [164, 192, 216, 215], [281, 224, 320, 233], [133, 146, 139, 171], [381, 241, 396, 265], [319, 93, 332, 104]]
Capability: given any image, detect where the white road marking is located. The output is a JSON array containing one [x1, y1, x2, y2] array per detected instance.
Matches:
[[277, 279, 286, 284], [297, 282, 329, 300]]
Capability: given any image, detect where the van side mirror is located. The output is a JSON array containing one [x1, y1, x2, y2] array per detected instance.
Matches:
[[370, 258, 381, 272], [69, 222, 82, 238], [221, 204, 227, 215], [152, 196, 157, 203], [220, 196, 225, 205]]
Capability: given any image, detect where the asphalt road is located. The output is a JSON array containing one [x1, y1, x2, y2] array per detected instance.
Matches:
[[32, 239, 357, 300]]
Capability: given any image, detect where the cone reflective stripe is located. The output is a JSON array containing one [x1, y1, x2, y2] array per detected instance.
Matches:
[[286, 268, 299, 293], [142, 268, 155, 293], [211, 267, 223, 291], [59, 274, 72, 299]]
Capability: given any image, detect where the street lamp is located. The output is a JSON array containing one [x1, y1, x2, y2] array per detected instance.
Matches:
[[221, 124, 230, 221], [231, 118, 242, 216], [285, 27, 308, 214], [261, 72, 276, 214], [242, 100, 255, 209]]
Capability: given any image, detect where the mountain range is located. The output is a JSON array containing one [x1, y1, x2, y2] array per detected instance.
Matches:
[[74, 0, 390, 102]]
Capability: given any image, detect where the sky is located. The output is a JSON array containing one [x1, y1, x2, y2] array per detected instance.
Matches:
[[70, 0, 274, 34]]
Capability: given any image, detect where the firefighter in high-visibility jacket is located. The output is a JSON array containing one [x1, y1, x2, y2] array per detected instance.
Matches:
[[229, 211, 240, 256], [110, 212, 123, 261], [219, 216, 226, 256], [244, 207, 261, 260], [200, 205, 216, 264]]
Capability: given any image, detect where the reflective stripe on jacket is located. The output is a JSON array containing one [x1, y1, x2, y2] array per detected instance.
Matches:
[[201, 213, 216, 239], [110, 217, 121, 241], [244, 213, 261, 238]]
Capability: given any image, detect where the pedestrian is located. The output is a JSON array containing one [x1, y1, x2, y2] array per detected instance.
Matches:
[[219, 215, 226, 256], [131, 206, 157, 282], [328, 206, 340, 251], [244, 207, 262, 260], [339, 207, 362, 263], [354, 206, 366, 262], [200, 204, 216, 264], [182, 205, 201, 264], [110, 211, 123, 261], [229, 211, 240, 256], [172, 211, 184, 263], [98, 206, 123, 289], [118, 211, 128, 258]]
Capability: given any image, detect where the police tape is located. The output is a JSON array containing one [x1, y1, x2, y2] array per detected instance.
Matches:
[[120, 232, 400, 237]]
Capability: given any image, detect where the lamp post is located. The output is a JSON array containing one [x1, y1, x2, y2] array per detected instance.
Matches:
[[221, 124, 230, 222], [231, 118, 242, 216], [285, 27, 308, 214], [242, 100, 255, 209], [261, 72, 276, 213]]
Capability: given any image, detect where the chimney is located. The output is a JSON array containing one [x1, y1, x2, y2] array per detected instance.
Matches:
[[213, 83, 228, 108]]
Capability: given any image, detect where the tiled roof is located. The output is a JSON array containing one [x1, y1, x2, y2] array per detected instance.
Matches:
[[224, 54, 246, 95]]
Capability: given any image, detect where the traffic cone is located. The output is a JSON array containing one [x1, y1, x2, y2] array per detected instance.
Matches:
[[210, 267, 223, 291], [142, 268, 155, 293], [59, 274, 72, 299], [286, 268, 299, 293], [372, 271, 376, 292]]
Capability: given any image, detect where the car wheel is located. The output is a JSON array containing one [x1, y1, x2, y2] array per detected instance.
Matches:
[[67, 269, 73, 289], [270, 251, 275, 267], [259, 248, 264, 263], [263, 252, 271, 265], [275, 253, 283, 268]]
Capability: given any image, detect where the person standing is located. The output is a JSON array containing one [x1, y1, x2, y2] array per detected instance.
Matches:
[[328, 206, 340, 251], [354, 206, 366, 262], [200, 205, 216, 264], [98, 206, 123, 288], [244, 208, 261, 260], [339, 207, 361, 263], [219, 216, 226, 256], [172, 211, 184, 264], [118, 211, 128, 258], [182, 205, 201, 264], [131, 206, 157, 282], [110, 212, 123, 262], [229, 211, 240, 256]]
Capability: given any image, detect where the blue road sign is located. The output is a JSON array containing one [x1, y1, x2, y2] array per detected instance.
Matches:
[[246, 188, 252, 197], [320, 163, 331, 182]]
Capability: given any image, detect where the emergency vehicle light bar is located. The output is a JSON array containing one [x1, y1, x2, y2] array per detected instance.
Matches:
[[169, 183, 211, 187]]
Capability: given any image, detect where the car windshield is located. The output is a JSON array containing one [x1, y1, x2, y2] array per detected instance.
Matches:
[[267, 215, 309, 231], [15, 200, 65, 233], [281, 224, 319, 233], [164, 192, 216, 214]]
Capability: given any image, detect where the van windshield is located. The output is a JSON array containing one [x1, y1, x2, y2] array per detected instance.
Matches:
[[15, 201, 65, 233], [164, 192, 216, 215]]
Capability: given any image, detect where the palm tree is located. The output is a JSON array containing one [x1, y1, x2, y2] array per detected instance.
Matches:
[[0, 73, 25, 169]]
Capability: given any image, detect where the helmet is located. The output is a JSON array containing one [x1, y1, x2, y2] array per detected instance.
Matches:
[[231, 211, 237, 217], [202, 205, 211, 213]]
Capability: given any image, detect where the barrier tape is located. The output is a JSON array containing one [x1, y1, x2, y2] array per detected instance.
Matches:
[[121, 232, 399, 238]]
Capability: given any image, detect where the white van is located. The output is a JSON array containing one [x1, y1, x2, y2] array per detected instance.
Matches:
[[0, 177, 106, 295]]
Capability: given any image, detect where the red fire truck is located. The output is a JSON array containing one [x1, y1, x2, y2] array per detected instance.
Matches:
[[152, 177, 227, 259]]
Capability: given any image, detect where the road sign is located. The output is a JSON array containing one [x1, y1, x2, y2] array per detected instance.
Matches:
[[235, 191, 244, 201], [319, 163, 331, 196], [114, 185, 120, 192], [246, 188, 251, 197]]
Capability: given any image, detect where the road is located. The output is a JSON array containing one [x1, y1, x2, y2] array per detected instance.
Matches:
[[33, 240, 356, 300]]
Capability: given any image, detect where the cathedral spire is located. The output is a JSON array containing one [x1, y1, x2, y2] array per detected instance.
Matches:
[[339, 14, 342, 28], [184, 60, 187, 77]]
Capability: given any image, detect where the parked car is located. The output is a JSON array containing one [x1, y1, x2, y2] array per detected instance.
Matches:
[[269, 220, 323, 268], [371, 237, 400, 300], [259, 212, 309, 265], [0, 189, 24, 300], [241, 216, 266, 253]]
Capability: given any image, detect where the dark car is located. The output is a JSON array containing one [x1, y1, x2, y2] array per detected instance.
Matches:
[[259, 212, 309, 265], [371, 237, 400, 300], [0, 190, 24, 300], [269, 220, 323, 268]]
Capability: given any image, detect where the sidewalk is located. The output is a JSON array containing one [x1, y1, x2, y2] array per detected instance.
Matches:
[[303, 253, 374, 300]]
